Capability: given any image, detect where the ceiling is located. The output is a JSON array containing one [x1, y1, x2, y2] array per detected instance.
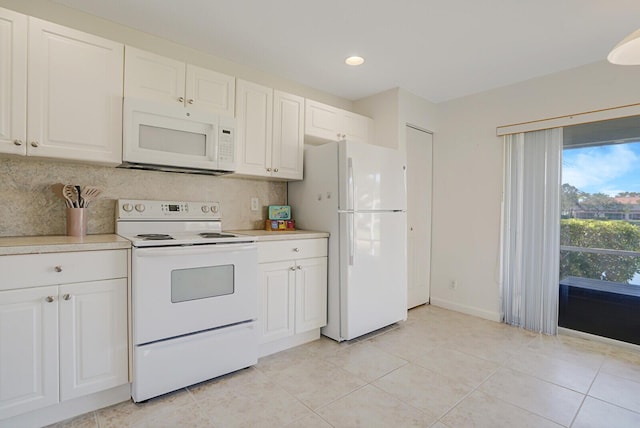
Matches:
[[51, 0, 640, 103]]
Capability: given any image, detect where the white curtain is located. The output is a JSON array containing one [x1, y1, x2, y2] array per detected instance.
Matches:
[[501, 128, 562, 335]]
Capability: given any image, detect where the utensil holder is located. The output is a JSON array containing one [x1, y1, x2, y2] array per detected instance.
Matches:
[[66, 208, 87, 237]]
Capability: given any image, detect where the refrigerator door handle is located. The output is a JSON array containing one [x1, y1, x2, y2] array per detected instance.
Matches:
[[348, 212, 355, 265], [348, 157, 355, 211]]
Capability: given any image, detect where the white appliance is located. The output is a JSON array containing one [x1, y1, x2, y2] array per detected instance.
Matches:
[[120, 98, 236, 175], [115, 199, 258, 402], [288, 140, 408, 341]]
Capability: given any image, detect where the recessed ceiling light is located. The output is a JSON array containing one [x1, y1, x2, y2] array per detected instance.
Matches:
[[345, 56, 365, 66]]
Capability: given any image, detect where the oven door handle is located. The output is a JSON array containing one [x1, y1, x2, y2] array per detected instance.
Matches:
[[135, 244, 256, 257]]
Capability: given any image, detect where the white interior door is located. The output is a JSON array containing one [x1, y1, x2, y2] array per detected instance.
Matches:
[[406, 126, 433, 308]]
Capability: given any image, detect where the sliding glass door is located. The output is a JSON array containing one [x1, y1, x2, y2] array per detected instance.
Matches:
[[559, 116, 640, 345]]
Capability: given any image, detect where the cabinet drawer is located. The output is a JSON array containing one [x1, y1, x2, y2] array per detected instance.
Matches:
[[258, 239, 327, 263], [0, 249, 128, 291]]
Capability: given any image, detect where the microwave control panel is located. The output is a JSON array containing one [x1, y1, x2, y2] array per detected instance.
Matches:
[[218, 126, 235, 164]]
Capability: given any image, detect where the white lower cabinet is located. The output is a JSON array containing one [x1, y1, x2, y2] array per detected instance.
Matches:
[[0, 286, 59, 419], [59, 279, 128, 401], [257, 238, 328, 357], [0, 249, 129, 424]]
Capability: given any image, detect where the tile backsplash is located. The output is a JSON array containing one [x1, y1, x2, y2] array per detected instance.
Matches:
[[0, 157, 286, 237]]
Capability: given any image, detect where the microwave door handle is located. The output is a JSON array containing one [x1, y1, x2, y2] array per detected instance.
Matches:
[[135, 244, 256, 258]]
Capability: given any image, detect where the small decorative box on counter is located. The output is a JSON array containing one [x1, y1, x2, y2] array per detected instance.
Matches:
[[268, 205, 291, 220], [265, 219, 295, 231]]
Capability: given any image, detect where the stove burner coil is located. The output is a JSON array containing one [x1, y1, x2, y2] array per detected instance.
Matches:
[[199, 232, 236, 238], [136, 234, 174, 240]]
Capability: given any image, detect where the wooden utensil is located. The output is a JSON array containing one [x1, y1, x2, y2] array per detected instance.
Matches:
[[51, 183, 72, 207], [80, 186, 102, 207], [63, 184, 79, 208]]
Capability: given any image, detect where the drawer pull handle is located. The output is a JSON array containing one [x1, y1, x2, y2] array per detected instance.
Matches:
[[293, 248, 300, 252], [63, 294, 72, 301], [54, 265, 63, 273], [45, 296, 54, 303]]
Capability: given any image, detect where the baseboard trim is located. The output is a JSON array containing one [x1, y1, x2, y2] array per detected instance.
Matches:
[[429, 297, 501, 322]]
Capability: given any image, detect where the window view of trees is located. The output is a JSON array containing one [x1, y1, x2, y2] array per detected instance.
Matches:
[[561, 162, 640, 285]]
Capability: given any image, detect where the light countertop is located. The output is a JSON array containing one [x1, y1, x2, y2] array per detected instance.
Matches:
[[231, 229, 329, 242], [0, 234, 131, 256]]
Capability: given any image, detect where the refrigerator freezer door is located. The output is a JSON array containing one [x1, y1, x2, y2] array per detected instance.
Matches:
[[338, 141, 407, 211], [338, 211, 407, 340]]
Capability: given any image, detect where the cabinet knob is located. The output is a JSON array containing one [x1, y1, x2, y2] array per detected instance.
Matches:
[[273, 168, 278, 172], [13, 139, 23, 146], [266, 167, 272, 172], [63, 294, 72, 301], [187, 99, 194, 104], [293, 248, 300, 252], [30, 141, 39, 147], [45, 296, 54, 303], [290, 266, 296, 271], [297, 266, 302, 270], [178, 97, 185, 103], [54, 265, 63, 273]]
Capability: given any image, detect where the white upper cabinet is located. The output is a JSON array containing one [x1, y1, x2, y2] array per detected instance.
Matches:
[[124, 46, 235, 117], [305, 99, 373, 144], [27, 18, 124, 165], [235, 80, 304, 180], [235, 79, 273, 176], [0, 7, 27, 156], [271, 90, 304, 180]]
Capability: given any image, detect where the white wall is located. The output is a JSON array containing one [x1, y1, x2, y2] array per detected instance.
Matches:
[[354, 87, 437, 151], [353, 88, 399, 149], [431, 60, 640, 321]]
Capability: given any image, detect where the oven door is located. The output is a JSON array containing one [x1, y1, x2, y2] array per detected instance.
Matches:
[[131, 243, 257, 345]]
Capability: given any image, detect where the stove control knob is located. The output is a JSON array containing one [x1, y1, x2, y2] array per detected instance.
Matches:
[[201, 205, 210, 213], [211, 205, 219, 214], [135, 204, 146, 212], [122, 203, 133, 212]]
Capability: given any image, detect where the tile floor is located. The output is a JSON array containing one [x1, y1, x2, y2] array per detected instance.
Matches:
[[50, 305, 640, 428]]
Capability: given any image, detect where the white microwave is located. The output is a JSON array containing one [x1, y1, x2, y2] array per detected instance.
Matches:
[[120, 98, 236, 175]]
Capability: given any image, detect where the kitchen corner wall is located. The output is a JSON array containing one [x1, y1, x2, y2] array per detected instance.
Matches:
[[0, 157, 285, 237]]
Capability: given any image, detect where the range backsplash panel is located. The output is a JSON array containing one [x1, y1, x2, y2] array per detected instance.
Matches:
[[0, 157, 285, 237]]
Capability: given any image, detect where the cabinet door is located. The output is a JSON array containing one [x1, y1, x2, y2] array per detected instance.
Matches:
[[304, 99, 340, 142], [0, 286, 58, 419], [27, 18, 124, 165], [235, 80, 273, 176], [185, 64, 235, 116], [341, 111, 372, 144], [0, 7, 27, 156], [124, 45, 186, 105], [295, 257, 328, 333], [272, 91, 304, 180], [59, 279, 128, 401], [258, 261, 295, 343]]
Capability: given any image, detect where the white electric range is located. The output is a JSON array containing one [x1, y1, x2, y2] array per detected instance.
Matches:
[[116, 199, 258, 402]]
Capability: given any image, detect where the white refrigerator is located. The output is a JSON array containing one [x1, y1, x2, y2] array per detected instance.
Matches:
[[288, 140, 407, 341]]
